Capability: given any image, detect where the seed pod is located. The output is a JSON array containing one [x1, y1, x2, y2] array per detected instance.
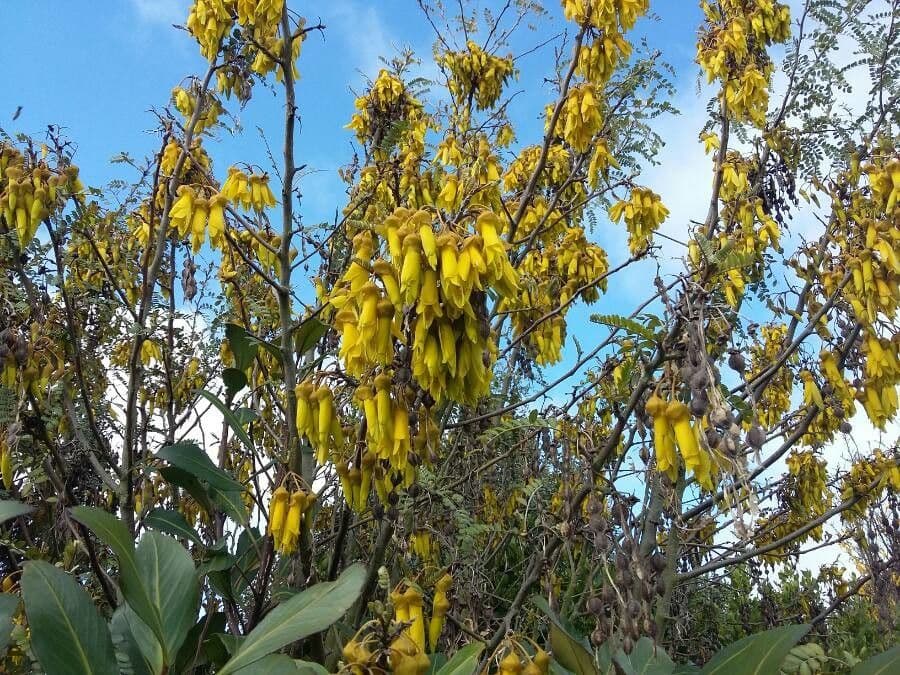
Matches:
[[839, 421, 852, 433], [747, 424, 766, 449], [728, 351, 746, 373], [690, 390, 709, 416], [586, 597, 604, 615]]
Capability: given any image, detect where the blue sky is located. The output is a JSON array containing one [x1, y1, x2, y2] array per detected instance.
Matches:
[[1, 0, 707, 390]]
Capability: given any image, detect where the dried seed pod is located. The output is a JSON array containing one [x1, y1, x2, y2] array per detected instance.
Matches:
[[747, 424, 766, 449], [728, 351, 746, 373], [839, 421, 852, 433], [586, 597, 604, 615], [690, 390, 709, 416]]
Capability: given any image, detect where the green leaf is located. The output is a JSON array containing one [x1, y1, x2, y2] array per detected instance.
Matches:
[[247, 336, 284, 364], [851, 645, 900, 675], [294, 661, 330, 675], [159, 466, 215, 515], [293, 317, 327, 355], [136, 531, 200, 661], [173, 613, 227, 673], [110, 606, 162, 675], [614, 637, 676, 675], [233, 653, 304, 674], [70, 506, 167, 651], [435, 642, 485, 674], [532, 596, 597, 675], [218, 563, 366, 675], [21, 561, 118, 675], [197, 389, 256, 453], [589, 313, 659, 343], [0, 499, 34, 525], [226, 323, 259, 371], [211, 486, 249, 526], [0, 593, 19, 656], [144, 508, 203, 548], [156, 442, 242, 492], [701, 624, 810, 675], [223, 367, 249, 398]]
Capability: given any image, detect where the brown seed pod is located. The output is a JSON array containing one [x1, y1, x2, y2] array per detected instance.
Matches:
[[747, 424, 766, 449], [728, 351, 746, 373]]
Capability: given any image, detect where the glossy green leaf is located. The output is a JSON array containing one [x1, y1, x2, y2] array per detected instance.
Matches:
[[197, 389, 256, 453], [144, 508, 203, 547], [136, 531, 200, 661], [218, 563, 366, 675], [159, 466, 214, 515], [110, 605, 162, 675], [532, 595, 598, 675], [294, 317, 327, 355], [701, 624, 810, 675], [614, 637, 676, 675], [0, 593, 19, 656], [226, 323, 258, 371], [435, 642, 485, 674], [156, 442, 242, 492], [851, 645, 900, 675], [223, 367, 249, 398], [21, 560, 118, 675], [0, 499, 33, 525], [211, 486, 249, 525], [173, 612, 227, 673], [70, 506, 167, 651], [233, 653, 304, 674]]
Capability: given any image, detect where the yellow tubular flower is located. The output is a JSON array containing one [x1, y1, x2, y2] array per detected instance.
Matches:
[[400, 233, 423, 306], [405, 587, 426, 652], [665, 400, 702, 472], [267, 486, 289, 549], [281, 491, 304, 554]]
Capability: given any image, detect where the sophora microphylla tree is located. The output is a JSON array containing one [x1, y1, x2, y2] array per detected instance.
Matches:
[[0, 0, 898, 673]]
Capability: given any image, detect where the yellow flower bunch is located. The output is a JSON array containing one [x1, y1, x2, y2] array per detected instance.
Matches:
[[409, 528, 437, 562], [645, 394, 716, 490], [267, 483, 316, 555], [186, 0, 232, 60], [295, 381, 344, 465], [576, 31, 632, 85], [503, 145, 572, 194], [0, 147, 81, 248], [839, 449, 900, 523], [558, 84, 603, 153], [561, 0, 649, 33], [608, 186, 669, 254], [168, 186, 228, 252], [221, 166, 278, 211], [440, 40, 515, 111], [697, 0, 790, 127], [171, 86, 222, 133]]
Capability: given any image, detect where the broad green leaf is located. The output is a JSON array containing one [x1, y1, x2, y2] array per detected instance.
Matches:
[[211, 486, 249, 525], [294, 317, 327, 355], [144, 508, 203, 547], [21, 561, 118, 675], [294, 661, 330, 675], [435, 642, 485, 674], [173, 612, 227, 673], [247, 335, 284, 364], [70, 506, 166, 650], [197, 389, 256, 453], [851, 645, 900, 675], [614, 637, 676, 675], [156, 442, 242, 492], [701, 624, 810, 675], [233, 653, 303, 674], [218, 563, 366, 675], [159, 466, 214, 515], [532, 595, 598, 675], [136, 531, 200, 661], [111, 605, 162, 675], [226, 323, 259, 371], [0, 593, 19, 655], [223, 367, 249, 398], [0, 499, 33, 525]]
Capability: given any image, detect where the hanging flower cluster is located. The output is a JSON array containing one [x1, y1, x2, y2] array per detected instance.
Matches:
[[608, 186, 669, 254], [266, 480, 316, 555], [696, 0, 791, 127], [645, 393, 716, 490], [439, 41, 516, 111], [561, 0, 649, 32]]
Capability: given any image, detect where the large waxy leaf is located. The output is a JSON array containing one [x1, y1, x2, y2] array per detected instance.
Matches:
[[701, 624, 810, 675], [435, 642, 485, 674], [135, 531, 200, 660], [21, 561, 118, 675], [159, 466, 215, 515], [851, 645, 900, 675], [144, 508, 204, 547], [0, 593, 19, 655], [233, 653, 309, 674], [0, 499, 33, 525], [294, 317, 327, 355], [111, 605, 162, 675], [70, 506, 166, 651], [226, 322, 259, 371], [218, 563, 366, 675], [197, 389, 256, 453], [173, 612, 227, 673], [156, 442, 242, 492], [532, 595, 598, 675], [614, 637, 676, 675]]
